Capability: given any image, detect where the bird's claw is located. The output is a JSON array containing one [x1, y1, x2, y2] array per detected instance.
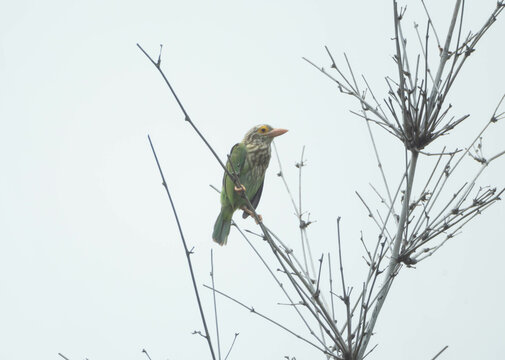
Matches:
[[234, 184, 246, 193], [241, 206, 262, 224]]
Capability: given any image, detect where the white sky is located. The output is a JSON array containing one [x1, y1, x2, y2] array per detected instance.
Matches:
[[1, 0, 504, 359]]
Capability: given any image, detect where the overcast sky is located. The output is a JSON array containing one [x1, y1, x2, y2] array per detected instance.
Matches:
[[1, 0, 504, 359]]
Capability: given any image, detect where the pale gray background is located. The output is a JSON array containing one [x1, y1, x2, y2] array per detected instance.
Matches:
[[1, 0, 504, 359]]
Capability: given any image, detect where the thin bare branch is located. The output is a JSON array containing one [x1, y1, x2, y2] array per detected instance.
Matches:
[[358, 150, 419, 358], [234, 224, 331, 351], [430, 345, 449, 360], [336, 217, 353, 353], [210, 250, 222, 360], [142, 349, 153, 360], [224, 333, 240, 360], [148, 135, 216, 360], [203, 285, 340, 359]]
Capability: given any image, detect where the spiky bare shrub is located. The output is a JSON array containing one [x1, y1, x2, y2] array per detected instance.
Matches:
[[139, 1, 504, 359]]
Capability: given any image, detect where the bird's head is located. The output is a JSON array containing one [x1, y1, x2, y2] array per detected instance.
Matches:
[[243, 124, 288, 147]]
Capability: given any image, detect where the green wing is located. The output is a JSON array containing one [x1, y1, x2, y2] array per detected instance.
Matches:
[[242, 180, 264, 219], [222, 142, 247, 209], [221, 142, 265, 217]]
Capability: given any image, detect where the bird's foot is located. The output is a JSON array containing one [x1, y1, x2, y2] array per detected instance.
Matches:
[[234, 184, 246, 193], [241, 206, 263, 224]]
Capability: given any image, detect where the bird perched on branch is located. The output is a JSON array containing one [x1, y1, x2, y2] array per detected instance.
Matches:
[[212, 124, 288, 245]]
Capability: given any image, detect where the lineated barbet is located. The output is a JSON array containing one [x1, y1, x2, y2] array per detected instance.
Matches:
[[212, 124, 288, 245]]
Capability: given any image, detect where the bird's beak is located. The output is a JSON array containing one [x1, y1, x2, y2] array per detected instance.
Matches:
[[266, 128, 288, 138]]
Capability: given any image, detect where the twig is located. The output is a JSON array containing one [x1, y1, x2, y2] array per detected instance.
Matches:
[[272, 142, 300, 216], [315, 254, 324, 294], [365, 117, 395, 212], [142, 348, 153, 360], [297, 147, 310, 276], [234, 224, 330, 351], [430, 345, 449, 360], [426, 0, 462, 114], [265, 228, 344, 349], [303, 56, 396, 133], [224, 333, 240, 360], [328, 253, 336, 322], [272, 144, 335, 349], [361, 344, 378, 360], [202, 285, 339, 359], [211, 249, 222, 360], [358, 150, 419, 358], [336, 217, 352, 354], [137, 44, 237, 189], [261, 225, 346, 350], [148, 135, 216, 360]]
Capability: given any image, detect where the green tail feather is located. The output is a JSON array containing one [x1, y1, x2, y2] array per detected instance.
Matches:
[[212, 208, 233, 245]]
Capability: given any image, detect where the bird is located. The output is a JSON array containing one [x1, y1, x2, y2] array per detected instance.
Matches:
[[212, 124, 288, 245]]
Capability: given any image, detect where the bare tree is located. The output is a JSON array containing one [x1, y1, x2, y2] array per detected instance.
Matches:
[[139, 1, 504, 359]]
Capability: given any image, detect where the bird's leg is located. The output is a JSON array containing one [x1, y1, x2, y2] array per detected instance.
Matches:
[[234, 184, 246, 193], [241, 206, 263, 224]]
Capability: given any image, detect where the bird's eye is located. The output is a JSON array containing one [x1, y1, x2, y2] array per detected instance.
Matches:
[[258, 126, 268, 134]]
